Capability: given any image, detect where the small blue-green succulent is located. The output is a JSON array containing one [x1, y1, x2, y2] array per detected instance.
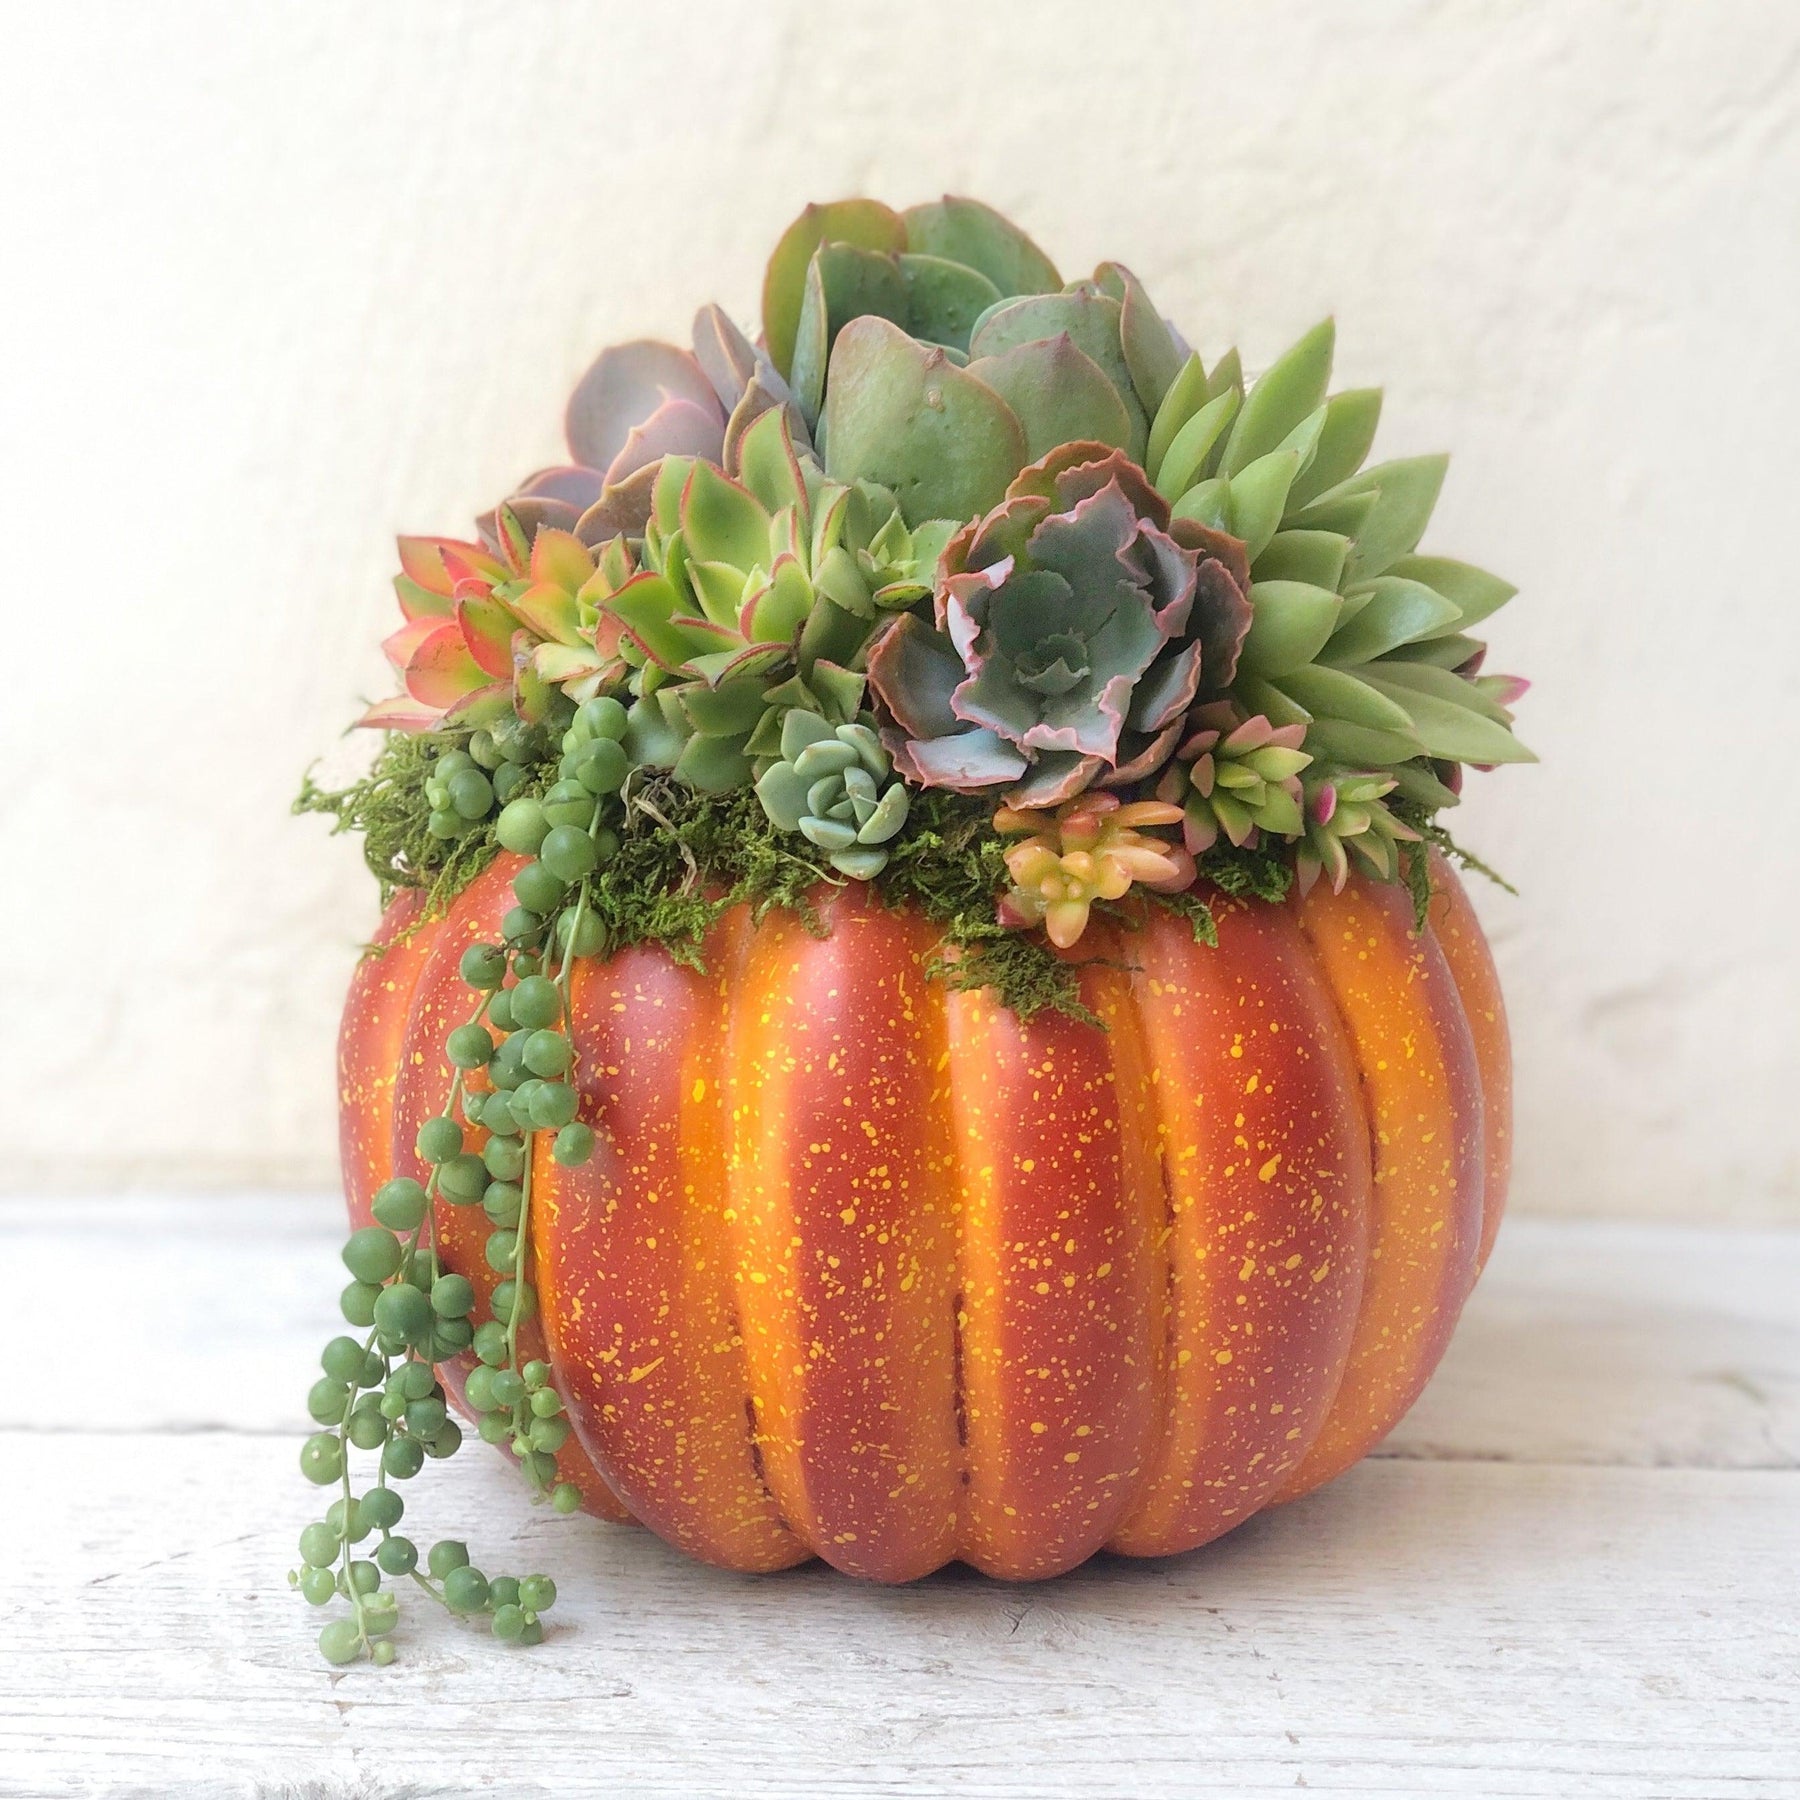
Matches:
[[753, 711, 911, 879]]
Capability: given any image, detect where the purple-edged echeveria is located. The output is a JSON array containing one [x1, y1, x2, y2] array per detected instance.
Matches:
[[994, 792, 1193, 949], [1153, 701, 1311, 854], [867, 443, 1252, 808], [473, 306, 807, 550]]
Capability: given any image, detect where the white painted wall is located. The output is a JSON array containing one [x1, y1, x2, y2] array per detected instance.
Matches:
[[5, 0, 1796, 1219]]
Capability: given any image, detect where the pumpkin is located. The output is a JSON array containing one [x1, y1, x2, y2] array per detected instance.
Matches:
[[338, 849, 1508, 1582]]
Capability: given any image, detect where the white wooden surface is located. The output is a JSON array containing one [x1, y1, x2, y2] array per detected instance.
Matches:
[[2, 1198, 1796, 1799]]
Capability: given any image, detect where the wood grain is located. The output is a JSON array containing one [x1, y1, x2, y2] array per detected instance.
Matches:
[[2, 1198, 1796, 1797]]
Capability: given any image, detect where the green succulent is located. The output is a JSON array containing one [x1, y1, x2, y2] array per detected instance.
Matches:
[[754, 712, 911, 879], [1153, 703, 1311, 854], [601, 409, 954, 791], [1295, 769, 1421, 894]]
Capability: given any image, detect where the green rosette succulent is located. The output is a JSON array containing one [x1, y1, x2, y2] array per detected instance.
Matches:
[[754, 712, 911, 879], [599, 410, 953, 790], [866, 442, 1252, 808]]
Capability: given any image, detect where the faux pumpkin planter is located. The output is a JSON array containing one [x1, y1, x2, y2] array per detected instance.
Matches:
[[339, 851, 1507, 1581], [296, 194, 1528, 1664]]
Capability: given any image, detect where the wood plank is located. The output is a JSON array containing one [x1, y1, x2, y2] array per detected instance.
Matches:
[[2, 1432, 1794, 1799], [4, 1198, 1794, 1469]]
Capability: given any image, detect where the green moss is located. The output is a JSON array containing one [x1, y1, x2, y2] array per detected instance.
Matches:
[[1391, 799, 1517, 931], [299, 730, 1507, 1019], [295, 732, 514, 915]]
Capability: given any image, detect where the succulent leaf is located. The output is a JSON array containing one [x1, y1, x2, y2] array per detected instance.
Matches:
[[763, 199, 908, 380], [901, 196, 1062, 298], [564, 341, 724, 477], [897, 252, 1003, 351], [822, 316, 1027, 526], [1287, 387, 1383, 511], [1236, 581, 1343, 679], [1220, 320, 1336, 477], [965, 335, 1135, 461]]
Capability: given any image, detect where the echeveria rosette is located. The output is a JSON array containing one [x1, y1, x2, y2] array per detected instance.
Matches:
[[754, 713, 911, 880], [994, 793, 1194, 950], [868, 443, 1252, 809], [494, 306, 808, 547]]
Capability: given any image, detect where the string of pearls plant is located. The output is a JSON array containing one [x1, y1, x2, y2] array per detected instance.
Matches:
[[289, 697, 631, 1665]]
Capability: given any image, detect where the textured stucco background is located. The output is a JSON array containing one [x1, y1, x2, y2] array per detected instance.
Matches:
[[5, 0, 1797, 1218]]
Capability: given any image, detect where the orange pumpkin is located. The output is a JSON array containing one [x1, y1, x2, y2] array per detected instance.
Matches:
[[338, 850, 1509, 1581]]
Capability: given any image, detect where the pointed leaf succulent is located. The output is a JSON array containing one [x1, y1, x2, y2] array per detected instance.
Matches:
[[1154, 703, 1311, 854]]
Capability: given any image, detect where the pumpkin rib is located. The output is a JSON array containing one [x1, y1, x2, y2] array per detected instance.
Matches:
[[534, 917, 807, 1567], [946, 963, 1167, 1579], [723, 889, 963, 1579], [1423, 853, 1513, 1274], [1106, 896, 1373, 1557], [339, 888, 432, 1230], [1273, 876, 1485, 1504]]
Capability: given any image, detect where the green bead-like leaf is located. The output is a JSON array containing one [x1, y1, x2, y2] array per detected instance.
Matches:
[[1287, 387, 1383, 510], [822, 316, 1026, 526], [1236, 581, 1343, 679], [1221, 319, 1335, 477], [902, 196, 1061, 298], [967, 335, 1135, 461]]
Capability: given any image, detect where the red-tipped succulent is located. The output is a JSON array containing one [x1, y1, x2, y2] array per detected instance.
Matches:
[[361, 512, 633, 732]]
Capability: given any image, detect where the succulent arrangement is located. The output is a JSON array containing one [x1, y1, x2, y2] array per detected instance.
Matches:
[[295, 195, 1529, 1667]]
